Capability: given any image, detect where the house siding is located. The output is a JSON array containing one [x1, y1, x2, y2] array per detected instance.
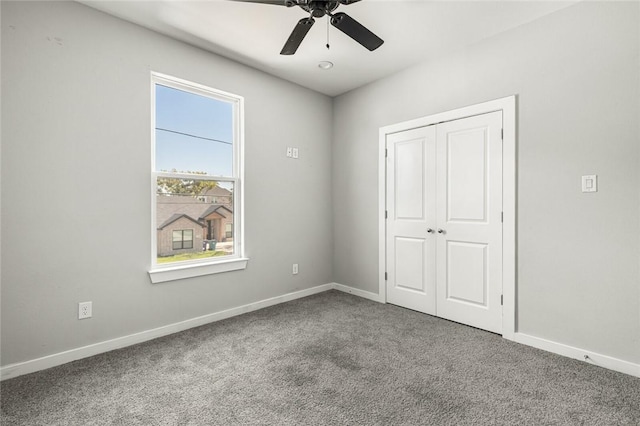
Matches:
[[157, 216, 205, 257]]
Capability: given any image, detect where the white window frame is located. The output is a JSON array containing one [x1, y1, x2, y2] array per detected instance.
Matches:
[[149, 72, 247, 284]]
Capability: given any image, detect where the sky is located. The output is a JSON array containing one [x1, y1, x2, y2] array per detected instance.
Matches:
[[155, 84, 233, 177]]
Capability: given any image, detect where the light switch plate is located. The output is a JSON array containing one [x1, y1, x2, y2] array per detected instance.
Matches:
[[582, 175, 597, 193]]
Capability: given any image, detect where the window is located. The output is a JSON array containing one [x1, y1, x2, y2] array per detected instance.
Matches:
[[172, 230, 194, 250], [150, 73, 247, 283]]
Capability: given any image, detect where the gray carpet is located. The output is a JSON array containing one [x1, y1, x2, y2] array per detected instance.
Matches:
[[1, 290, 639, 425]]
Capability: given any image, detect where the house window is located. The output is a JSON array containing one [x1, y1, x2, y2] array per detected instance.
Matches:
[[172, 229, 194, 250], [150, 72, 246, 283], [225, 223, 233, 239]]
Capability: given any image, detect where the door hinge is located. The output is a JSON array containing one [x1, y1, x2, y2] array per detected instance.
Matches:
[[385, 148, 388, 158], [385, 210, 388, 219], [501, 128, 504, 140], [501, 295, 503, 305], [501, 212, 503, 223], [385, 272, 388, 281]]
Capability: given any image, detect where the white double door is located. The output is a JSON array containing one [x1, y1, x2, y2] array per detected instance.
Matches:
[[385, 111, 503, 334]]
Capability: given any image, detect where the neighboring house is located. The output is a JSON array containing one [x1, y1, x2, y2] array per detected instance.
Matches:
[[156, 194, 233, 257], [198, 186, 233, 207]]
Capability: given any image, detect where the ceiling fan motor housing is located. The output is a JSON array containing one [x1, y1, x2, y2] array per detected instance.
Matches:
[[300, 1, 340, 18]]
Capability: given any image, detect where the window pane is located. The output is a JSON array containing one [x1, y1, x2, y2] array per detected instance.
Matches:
[[152, 74, 242, 271], [155, 85, 233, 177], [184, 230, 193, 249], [157, 179, 235, 265]]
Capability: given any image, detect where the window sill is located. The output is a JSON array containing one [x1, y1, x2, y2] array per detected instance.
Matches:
[[149, 258, 249, 284]]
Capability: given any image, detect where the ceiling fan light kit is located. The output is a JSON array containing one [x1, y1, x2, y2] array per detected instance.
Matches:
[[233, 0, 383, 55]]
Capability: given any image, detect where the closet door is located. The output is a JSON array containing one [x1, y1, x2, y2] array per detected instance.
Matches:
[[385, 126, 437, 315], [435, 111, 503, 334]]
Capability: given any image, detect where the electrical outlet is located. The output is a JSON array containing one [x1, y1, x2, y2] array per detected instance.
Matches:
[[292, 263, 299, 275], [78, 301, 92, 319], [286, 147, 293, 158], [292, 148, 299, 159]]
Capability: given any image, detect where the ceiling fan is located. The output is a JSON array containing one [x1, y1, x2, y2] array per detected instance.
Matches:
[[233, 0, 384, 55]]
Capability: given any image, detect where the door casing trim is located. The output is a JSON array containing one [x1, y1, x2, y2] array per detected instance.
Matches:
[[378, 96, 517, 341]]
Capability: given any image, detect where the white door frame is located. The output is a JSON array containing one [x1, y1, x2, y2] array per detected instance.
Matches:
[[378, 96, 517, 341]]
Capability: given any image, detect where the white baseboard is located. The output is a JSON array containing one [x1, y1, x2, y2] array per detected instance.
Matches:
[[514, 332, 640, 378], [332, 284, 640, 379], [331, 282, 384, 303], [4, 283, 637, 381], [1, 283, 333, 381]]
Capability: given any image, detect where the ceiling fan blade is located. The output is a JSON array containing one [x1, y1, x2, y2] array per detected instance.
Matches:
[[280, 17, 315, 55], [330, 12, 383, 51], [229, 0, 293, 6], [338, 0, 362, 4]]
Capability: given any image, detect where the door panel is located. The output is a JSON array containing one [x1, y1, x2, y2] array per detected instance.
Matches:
[[395, 140, 425, 220], [447, 128, 487, 222], [386, 126, 436, 315], [436, 111, 503, 334], [446, 241, 487, 306], [395, 237, 425, 292]]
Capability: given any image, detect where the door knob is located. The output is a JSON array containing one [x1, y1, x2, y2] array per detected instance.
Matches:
[[437, 228, 445, 234], [427, 228, 434, 234]]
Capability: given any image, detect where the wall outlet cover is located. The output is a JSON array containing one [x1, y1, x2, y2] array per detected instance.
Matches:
[[78, 301, 92, 319]]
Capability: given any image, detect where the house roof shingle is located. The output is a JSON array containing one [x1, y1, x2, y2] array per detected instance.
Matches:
[[157, 213, 203, 230], [156, 195, 233, 230], [200, 204, 232, 220]]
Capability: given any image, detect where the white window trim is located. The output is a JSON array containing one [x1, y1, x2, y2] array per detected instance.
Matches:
[[149, 258, 249, 284], [149, 72, 247, 283]]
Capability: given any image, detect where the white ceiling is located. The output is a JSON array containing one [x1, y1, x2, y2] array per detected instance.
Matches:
[[80, 0, 576, 96]]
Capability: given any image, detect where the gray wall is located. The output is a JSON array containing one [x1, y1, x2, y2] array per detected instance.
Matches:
[[332, 1, 639, 364], [1, 1, 332, 365], [2, 0, 639, 369]]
